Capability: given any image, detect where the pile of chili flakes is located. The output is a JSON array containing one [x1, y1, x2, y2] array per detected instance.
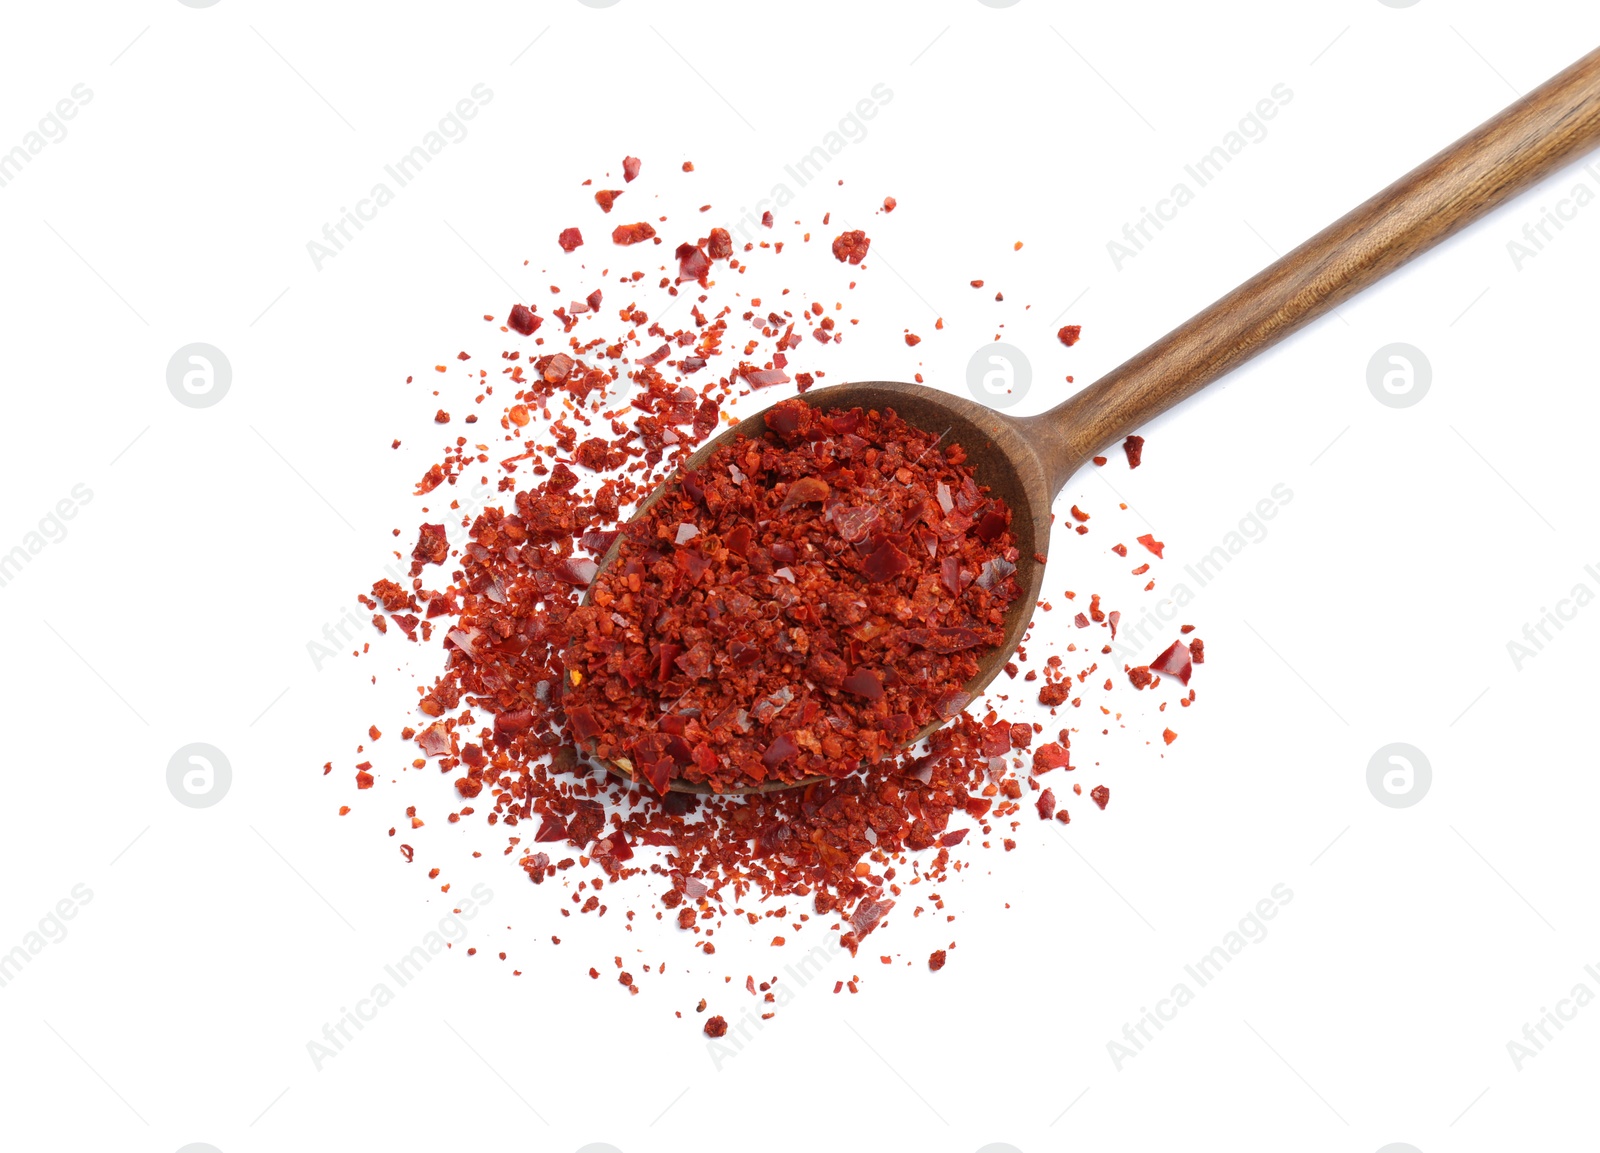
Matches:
[[339, 157, 1201, 1022]]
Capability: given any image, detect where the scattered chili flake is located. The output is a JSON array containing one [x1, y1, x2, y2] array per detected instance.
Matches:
[[1135, 533, 1164, 559], [1151, 640, 1193, 686], [622, 155, 641, 182], [928, 949, 946, 971], [333, 155, 1206, 1022], [1090, 785, 1110, 810], [1123, 435, 1144, 469], [558, 227, 583, 253], [1057, 325, 1082, 347], [594, 189, 622, 213], [613, 222, 657, 245], [704, 1015, 728, 1038], [1163, 728, 1178, 745], [831, 230, 871, 264], [506, 303, 541, 336]]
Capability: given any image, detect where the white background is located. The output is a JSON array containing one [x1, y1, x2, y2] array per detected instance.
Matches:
[[3, 1, 1599, 1151]]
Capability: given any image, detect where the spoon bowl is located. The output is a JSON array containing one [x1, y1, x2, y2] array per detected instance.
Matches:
[[581, 379, 1067, 795]]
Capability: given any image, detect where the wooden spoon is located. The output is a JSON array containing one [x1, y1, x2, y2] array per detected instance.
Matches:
[[590, 45, 1600, 794]]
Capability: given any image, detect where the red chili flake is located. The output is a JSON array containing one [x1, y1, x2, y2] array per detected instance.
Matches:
[[507, 303, 541, 336], [612, 222, 657, 245], [412, 524, 449, 568], [676, 242, 711, 284], [707, 228, 733, 260], [905, 333, 921, 347], [1190, 638, 1205, 664], [558, 227, 583, 253], [1151, 640, 1193, 686], [1163, 728, 1178, 745], [1057, 325, 1081, 346], [622, 155, 641, 182], [831, 230, 871, 264], [1038, 682, 1069, 707], [883, 196, 897, 212], [704, 1015, 728, 1038], [1091, 785, 1110, 810], [1037, 788, 1056, 820], [928, 949, 946, 971], [761, 210, 774, 227], [1123, 435, 1144, 469], [742, 365, 790, 389], [594, 189, 622, 213], [862, 538, 913, 583], [1032, 743, 1070, 773], [841, 669, 885, 700], [1092, 455, 1107, 466], [1135, 533, 1164, 559]]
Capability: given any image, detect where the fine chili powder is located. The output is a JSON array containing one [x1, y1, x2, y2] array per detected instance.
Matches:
[[339, 157, 1204, 1026]]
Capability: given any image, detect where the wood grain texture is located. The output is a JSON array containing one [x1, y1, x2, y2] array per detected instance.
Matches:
[[1022, 44, 1600, 494]]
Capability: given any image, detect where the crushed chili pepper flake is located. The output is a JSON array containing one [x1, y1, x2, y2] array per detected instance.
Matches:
[[831, 230, 871, 264], [335, 155, 1206, 1019], [1123, 435, 1144, 469], [1135, 533, 1164, 559], [1057, 324, 1082, 347], [613, 221, 657, 246]]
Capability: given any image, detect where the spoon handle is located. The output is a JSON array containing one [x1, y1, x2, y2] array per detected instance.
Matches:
[[1028, 44, 1600, 495]]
